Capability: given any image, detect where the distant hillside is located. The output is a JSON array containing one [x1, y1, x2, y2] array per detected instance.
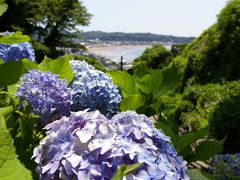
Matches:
[[82, 31, 195, 44]]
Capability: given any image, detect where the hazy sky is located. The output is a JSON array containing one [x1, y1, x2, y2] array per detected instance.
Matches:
[[80, 0, 229, 37]]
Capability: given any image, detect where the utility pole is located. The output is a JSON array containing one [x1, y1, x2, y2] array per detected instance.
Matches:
[[120, 56, 123, 71]]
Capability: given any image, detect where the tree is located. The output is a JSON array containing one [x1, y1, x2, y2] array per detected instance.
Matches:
[[0, 0, 92, 61], [133, 44, 173, 70], [180, 0, 240, 86]]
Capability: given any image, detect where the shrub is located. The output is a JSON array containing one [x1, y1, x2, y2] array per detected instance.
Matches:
[[172, 81, 240, 131], [132, 44, 173, 70], [209, 94, 240, 153]]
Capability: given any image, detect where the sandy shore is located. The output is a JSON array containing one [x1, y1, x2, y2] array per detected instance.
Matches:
[[86, 44, 152, 63]]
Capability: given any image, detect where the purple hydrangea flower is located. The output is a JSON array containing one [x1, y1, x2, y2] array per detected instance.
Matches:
[[68, 60, 121, 118], [32, 110, 189, 179], [0, 39, 35, 62], [16, 70, 71, 124]]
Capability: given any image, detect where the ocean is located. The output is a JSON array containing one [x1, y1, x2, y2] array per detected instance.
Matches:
[[87, 44, 172, 64]]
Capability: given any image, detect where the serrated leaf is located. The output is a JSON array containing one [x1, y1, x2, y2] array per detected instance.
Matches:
[[108, 70, 138, 97], [112, 163, 142, 180], [0, 32, 30, 44], [120, 94, 145, 111], [188, 138, 225, 162], [0, 116, 32, 180], [0, 59, 38, 86], [38, 54, 73, 84], [0, 2, 7, 17], [175, 127, 208, 152]]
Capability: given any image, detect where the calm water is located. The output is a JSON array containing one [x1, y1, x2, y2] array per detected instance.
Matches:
[[87, 44, 171, 64]]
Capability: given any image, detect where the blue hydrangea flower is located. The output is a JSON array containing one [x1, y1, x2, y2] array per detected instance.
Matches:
[[0, 42, 35, 62], [32, 110, 189, 179], [16, 70, 71, 124], [111, 111, 189, 179], [212, 154, 240, 178], [68, 60, 121, 118]]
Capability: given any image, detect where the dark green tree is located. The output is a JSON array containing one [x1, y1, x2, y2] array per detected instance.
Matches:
[[0, 0, 91, 61], [133, 44, 173, 70]]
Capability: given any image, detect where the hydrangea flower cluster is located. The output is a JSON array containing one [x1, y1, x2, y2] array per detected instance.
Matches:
[[32, 110, 189, 179], [212, 154, 240, 178], [16, 70, 71, 124], [68, 60, 121, 118], [0, 42, 35, 62]]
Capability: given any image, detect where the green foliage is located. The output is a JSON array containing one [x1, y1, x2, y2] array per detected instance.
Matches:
[[69, 54, 107, 72], [155, 118, 224, 162], [109, 63, 179, 116], [188, 169, 214, 180], [0, 0, 7, 17], [38, 54, 73, 84], [181, 0, 240, 86], [0, 0, 92, 60], [0, 116, 32, 180], [171, 43, 187, 57], [177, 81, 240, 131], [133, 44, 173, 70], [112, 164, 142, 180], [0, 31, 30, 44], [209, 94, 240, 153], [0, 59, 39, 86]]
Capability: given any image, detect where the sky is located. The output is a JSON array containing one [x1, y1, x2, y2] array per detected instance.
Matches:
[[80, 0, 229, 37]]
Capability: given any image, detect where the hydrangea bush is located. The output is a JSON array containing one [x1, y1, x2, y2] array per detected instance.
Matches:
[[69, 60, 121, 118], [32, 110, 189, 179], [212, 154, 240, 178], [0, 42, 35, 62], [16, 70, 72, 124]]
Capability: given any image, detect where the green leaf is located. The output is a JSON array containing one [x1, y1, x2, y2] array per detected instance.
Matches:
[[112, 163, 142, 180], [188, 169, 214, 180], [108, 70, 138, 97], [0, 2, 7, 17], [137, 63, 178, 98], [155, 121, 178, 144], [7, 84, 18, 94], [0, 32, 30, 44], [0, 60, 4, 65], [175, 127, 208, 153], [0, 116, 32, 180], [0, 59, 38, 86], [189, 138, 225, 162], [120, 94, 145, 111], [154, 63, 179, 98], [38, 54, 73, 84], [0, 106, 13, 117], [137, 69, 163, 94]]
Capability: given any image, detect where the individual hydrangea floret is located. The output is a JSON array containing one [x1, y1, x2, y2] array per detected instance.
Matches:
[[69, 60, 121, 118], [0, 31, 35, 62], [16, 70, 71, 124], [32, 110, 189, 179]]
